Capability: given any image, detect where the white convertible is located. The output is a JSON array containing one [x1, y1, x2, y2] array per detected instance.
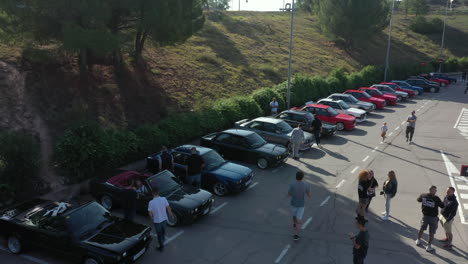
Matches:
[[317, 99, 367, 122]]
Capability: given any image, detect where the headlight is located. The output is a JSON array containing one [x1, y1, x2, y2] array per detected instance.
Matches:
[[237, 179, 242, 184], [122, 252, 127, 257]]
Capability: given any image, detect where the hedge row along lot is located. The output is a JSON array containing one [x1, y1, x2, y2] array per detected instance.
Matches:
[[55, 57, 468, 182]]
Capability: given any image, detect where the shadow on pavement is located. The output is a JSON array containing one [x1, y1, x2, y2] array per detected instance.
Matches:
[[378, 108, 396, 113], [323, 135, 348, 146], [343, 128, 367, 136], [299, 160, 335, 177], [358, 120, 376, 127], [391, 104, 407, 108], [320, 147, 350, 162], [368, 113, 385, 119], [403, 100, 417, 104], [412, 143, 460, 158]]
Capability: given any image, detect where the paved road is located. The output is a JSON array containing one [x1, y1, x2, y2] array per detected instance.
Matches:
[[2, 81, 468, 264]]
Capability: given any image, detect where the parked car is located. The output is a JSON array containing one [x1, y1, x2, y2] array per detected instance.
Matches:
[[200, 129, 289, 169], [90, 170, 214, 226], [234, 117, 314, 151], [326, 93, 375, 113], [358, 87, 397, 106], [409, 76, 440, 87], [0, 199, 152, 264], [370, 84, 408, 101], [317, 98, 367, 122], [166, 145, 254, 196], [419, 74, 449, 86], [274, 109, 337, 137], [390, 80, 424, 95], [343, 90, 386, 109], [430, 72, 457, 83], [295, 103, 356, 131], [406, 78, 440, 93], [380, 82, 416, 97]]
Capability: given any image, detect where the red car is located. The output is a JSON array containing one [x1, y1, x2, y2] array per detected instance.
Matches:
[[294, 104, 356, 131], [419, 74, 450, 87], [359, 87, 397, 105], [380, 82, 416, 97], [344, 90, 386, 109]]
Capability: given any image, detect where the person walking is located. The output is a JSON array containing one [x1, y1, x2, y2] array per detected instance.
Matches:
[[160, 145, 174, 172], [464, 82, 468, 94], [439, 187, 459, 249], [270, 97, 279, 115], [380, 171, 398, 221], [380, 122, 388, 143], [365, 170, 378, 213], [311, 115, 322, 147], [406, 110, 417, 144], [186, 147, 205, 188], [288, 170, 311, 241], [462, 71, 467, 82], [357, 170, 370, 218], [416, 185, 445, 252], [290, 124, 304, 160], [349, 215, 369, 264], [148, 187, 174, 252]]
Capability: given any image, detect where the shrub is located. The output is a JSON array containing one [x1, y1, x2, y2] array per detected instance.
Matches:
[[231, 96, 263, 119], [409, 16, 443, 34], [212, 98, 244, 126], [444, 57, 461, 72], [252, 87, 285, 115], [347, 72, 366, 89], [360, 65, 383, 85], [328, 67, 348, 90], [134, 124, 169, 155]]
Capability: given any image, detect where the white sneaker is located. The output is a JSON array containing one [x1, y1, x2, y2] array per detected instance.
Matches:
[[381, 211, 387, 215], [426, 245, 435, 252], [381, 215, 389, 221], [415, 239, 421, 246]]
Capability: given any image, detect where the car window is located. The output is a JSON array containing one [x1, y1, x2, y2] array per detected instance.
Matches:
[[172, 152, 188, 165], [245, 133, 267, 148], [248, 121, 264, 130], [303, 107, 314, 114], [331, 102, 340, 109], [290, 113, 305, 122], [338, 101, 350, 109], [353, 92, 362, 98], [215, 133, 233, 143], [276, 121, 293, 133], [66, 203, 112, 238], [202, 150, 226, 171], [316, 108, 329, 116], [263, 122, 277, 133], [231, 135, 249, 147]]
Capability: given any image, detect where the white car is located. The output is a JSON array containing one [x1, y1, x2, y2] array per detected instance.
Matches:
[[317, 99, 367, 122]]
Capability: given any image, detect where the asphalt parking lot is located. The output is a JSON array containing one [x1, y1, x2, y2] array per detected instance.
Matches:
[[1, 81, 468, 264]]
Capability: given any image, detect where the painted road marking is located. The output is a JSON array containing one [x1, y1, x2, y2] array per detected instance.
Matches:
[[401, 121, 406, 125], [454, 108, 468, 128], [161, 230, 184, 245], [247, 182, 259, 190], [210, 202, 228, 214], [302, 217, 313, 229], [463, 204, 468, 210], [320, 196, 331, 207], [351, 166, 359, 174], [362, 155, 369, 162], [460, 193, 468, 199], [388, 132, 393, 137], [336, 179, 346, 189], [0, 245, 49, 264], [395, 126, 400, 130], [372, 147, 378, 153], [272, 168, 279, 173], [457, 185, 468, 190], [440, 151, 467, 225], [275, 244, 291, 263]]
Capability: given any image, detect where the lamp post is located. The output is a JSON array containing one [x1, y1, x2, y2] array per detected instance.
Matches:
[[286, 0, 295, 109], [439, 0, 450, 72], [383, 0, 396, 82]]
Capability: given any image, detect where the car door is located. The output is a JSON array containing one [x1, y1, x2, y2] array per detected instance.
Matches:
[[36, 217, 76, 258], [246, 121, 265, 137], [172, 151, 189, 180], [315, 108, 332, 123], [330, 102, 345, 114], [213, 133, 237, 159], [262, 122, 282, 144]]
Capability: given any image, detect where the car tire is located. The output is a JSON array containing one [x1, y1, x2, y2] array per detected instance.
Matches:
[[336, 122, 345, 131], [385, 99, 390, 105], [100, 195, 113, 210], [372, 103, 378, 109], [7, 235, 22, 254], [213, 182, 229, 196], [430, 87, 437, 93], [256, 158, 268, 169], [84, 257, 102, 264], [414, 90, 420, 96], [441, 82, 446, 87], [286, 141, 292, 152], [167, 212, 179, 227], [397, 95, 402, 101]]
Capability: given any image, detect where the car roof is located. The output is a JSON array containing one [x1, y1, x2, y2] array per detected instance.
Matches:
[[345, 90, 364, 93], [252, 117, 282, 124], [175, 145, 212, 155], [304, 103, 329, 109], [329, 93, 350, 97], [224, 129, 256, 137], [318, 98, 343, 103], [280, 109, 310, 116], [359, 87, 376, 90]]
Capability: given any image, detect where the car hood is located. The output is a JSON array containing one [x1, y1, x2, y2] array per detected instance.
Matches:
[[336, 113, 355, 121], [83, 219, 149, 254], [347, 108, 366, 115], [369, 97, 385, 103], [383, 94, 397, 100], [355, 101, 373, 108], [166, 186, 213, 209], [209, 162, 252, 181], [256, 143, 288, 156], [395, 91, 408, 96]]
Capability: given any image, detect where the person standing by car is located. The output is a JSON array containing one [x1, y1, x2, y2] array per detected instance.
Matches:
[[416, 185, 445, 252], [349, 215, 369, 264], [288, 170, 311, 241], [270, 97, 279, 115], [148, 187, 174, 252], [381, 171, 398, 221], [160, 145, 174, 172], [122, 187, 137, 222], [311, 115, 322, 147], [406, 110, 417, 144], [356, 170, 370, 219], [439, 187, 459, 249], [290, 124, 304, 160], [365, 170, 378, 213], [186, 147, 205, 188]]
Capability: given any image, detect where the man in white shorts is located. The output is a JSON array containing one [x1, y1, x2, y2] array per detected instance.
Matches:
[[288, 170, 311, 241]]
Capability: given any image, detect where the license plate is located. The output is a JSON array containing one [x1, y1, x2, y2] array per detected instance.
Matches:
[[203, 207, 210, 215], [133, 247, 146, 261]]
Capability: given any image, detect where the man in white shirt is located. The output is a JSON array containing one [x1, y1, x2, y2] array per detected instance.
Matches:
[[270, 98, 279, 115], [290, 124, 304, 160], [148, 187, 174, 252]]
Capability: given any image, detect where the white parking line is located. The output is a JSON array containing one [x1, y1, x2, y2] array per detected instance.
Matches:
[[275, 244, 291, 263], [464, 204, 468, 210], [320, 196, 331, 207], [247, 182, 259, 190], [362, 155, 369, 162], [454, 108, 468, 128], [351, 166, 359, 173], [401, 121, 406, 125], [302, 217, 313, 229], [440, 151, 467, 225], [388, 132, 393, 137], [460, 193, 468, 199], [272, 168, 279, 173], [0, 245, 49, 264], [457, 185, 468, 190], [336, 179, 346, 189], [372, 147, 378, 153], [210, 202, 228, 214], [395, 126, 400, 130], [165, 230, 184, 245]]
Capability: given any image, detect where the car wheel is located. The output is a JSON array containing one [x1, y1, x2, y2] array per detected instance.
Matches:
[[84, 257, 101, 264], [441, 82, 446, 87], [397, 95, 402, 101], [256, 158, 268, 169], [100, 195, 113, 210], [414, 90, 420, 96], [286, 141, 292, 152], [167, 212, 179, 227], [7, 235, 22, 254], [372, 103, 378, 109], [385, 99, 390, 105], [213, 182, 229, 196], [336, 122, 345, 131], [430, 87, 437, 93]]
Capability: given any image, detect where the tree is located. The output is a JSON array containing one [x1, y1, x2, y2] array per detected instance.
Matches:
[[401, 0, 411, 19], [410, 0, 430, 16], [298, 0, 319, 13], [203, 0, 230, 10], [317, 0, 390, 46]]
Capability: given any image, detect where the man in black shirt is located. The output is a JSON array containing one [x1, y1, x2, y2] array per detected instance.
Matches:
[[439, 187, 459, 248], [416, 185, 444, 252], [311, 115, 322, 147], [186, 147, 204, 188], [350, 216, 369, 264], [160, 145, 174, 172]]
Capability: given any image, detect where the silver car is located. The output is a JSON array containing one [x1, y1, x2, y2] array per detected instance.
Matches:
[[370, 84, 408, 101], [234, 117, 313, 151], [326, 93, 374, 113]]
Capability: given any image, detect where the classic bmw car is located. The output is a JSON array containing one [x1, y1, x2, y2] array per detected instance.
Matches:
[[90, 170, 214, 226], [0, 199, 151, 264]]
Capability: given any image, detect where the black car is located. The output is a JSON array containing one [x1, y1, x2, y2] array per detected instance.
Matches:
[[274, 110, 337, 137], [0, 199, 151, 264], [90, 170, 214, 226], [406, 78, 440, 93], [200, 129, 289, 169]]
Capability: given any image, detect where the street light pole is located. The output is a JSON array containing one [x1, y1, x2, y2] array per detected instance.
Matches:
[[383, 0, 396, 82], [286, 0, 295, 109], [439, 0, 450, 72]]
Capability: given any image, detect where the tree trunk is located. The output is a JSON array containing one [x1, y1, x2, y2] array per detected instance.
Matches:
[[78, 48, 88, 81], [134, 29, 149, 65]]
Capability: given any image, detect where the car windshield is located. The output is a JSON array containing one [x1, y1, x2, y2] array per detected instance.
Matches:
[[338, 101, 350, 109], [327, 107, 339, 116], [245, 133, 267, 148], [361, 92, 371, 98], [372, 89, 383, 95], [385, 86, 395, 92], [399, 81, 410, 86], [276, 121, 293, 133], [347, 95, 359, 103], [147, 170, 180, 195], [203, 150, 226, 170], [66, 202, 111, 238]]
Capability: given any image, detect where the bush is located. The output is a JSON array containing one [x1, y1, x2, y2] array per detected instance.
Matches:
[[252, 87, 285, 115], [409, 16, 443, 34], [134, 124, 169, 155], [347, 72, 366, 89]]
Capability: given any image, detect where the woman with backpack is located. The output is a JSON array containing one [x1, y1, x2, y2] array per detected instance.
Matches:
[[381, 170, 398, 221]]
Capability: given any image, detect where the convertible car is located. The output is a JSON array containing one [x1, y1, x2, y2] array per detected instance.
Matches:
[[90, 170, 214, 226], [0, 199, 151, 264]]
